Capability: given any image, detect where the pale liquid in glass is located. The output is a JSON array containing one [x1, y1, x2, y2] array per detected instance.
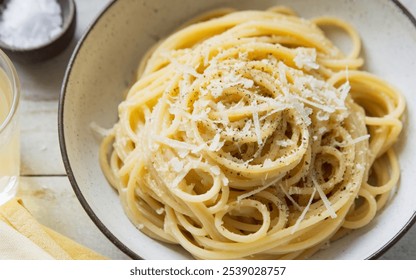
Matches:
[[0, 67, 19, 205]]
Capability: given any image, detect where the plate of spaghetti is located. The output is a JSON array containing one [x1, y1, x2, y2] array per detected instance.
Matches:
[[59, 0, 415, 259]]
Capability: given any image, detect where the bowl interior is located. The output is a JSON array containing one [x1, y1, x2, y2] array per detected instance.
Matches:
[[60, 0, 416, 259]]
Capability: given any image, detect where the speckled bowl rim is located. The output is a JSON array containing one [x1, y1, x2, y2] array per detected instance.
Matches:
[[59, 0, 416, 260]]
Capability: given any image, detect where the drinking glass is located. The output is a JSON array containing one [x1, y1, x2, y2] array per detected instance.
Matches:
[[0, 49, 20, 205]]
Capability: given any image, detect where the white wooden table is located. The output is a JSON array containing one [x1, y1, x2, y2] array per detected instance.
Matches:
[[15, 0, 416, 260]]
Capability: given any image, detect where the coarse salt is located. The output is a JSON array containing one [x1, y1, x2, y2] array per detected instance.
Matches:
[[0, 0, 62, 49]]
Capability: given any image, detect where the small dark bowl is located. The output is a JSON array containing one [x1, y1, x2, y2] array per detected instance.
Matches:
[[0, 0, 76, 63]]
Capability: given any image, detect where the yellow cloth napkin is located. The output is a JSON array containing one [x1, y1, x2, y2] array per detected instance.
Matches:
[[0, 198, 106, 260]]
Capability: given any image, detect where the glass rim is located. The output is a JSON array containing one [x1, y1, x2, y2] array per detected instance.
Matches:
[[0, 48, 20, 133]]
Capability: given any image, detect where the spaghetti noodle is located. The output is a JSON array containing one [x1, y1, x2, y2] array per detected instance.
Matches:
[[99, 7, 405, 259]]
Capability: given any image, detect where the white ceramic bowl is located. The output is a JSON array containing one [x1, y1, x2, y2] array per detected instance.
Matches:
[[59, 0, 416, 259]]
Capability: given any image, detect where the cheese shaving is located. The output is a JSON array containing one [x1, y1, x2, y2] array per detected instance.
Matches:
[[312, 177, 337, 219], [252, 100, 263, 145], [291, 188, 317, 234], [169, 157, 184, 172], [209, 133, 225, 151], [153, 135, 198, 151], [237, 175, 284, 202], [294, 48, 319, 70]]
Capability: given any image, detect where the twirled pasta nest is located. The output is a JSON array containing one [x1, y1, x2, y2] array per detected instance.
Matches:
[[100, 7, 405, 259]]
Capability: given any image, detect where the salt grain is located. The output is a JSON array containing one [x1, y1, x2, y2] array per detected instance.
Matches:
[[0, 0, 62, 49]]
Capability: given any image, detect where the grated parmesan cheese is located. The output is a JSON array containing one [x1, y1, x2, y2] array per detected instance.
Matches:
[[153, 135, 198, 151], [294, 95, 335, 113], [170, 165, 191, 188], [156, 208, 165, 215], [251, 100, 263, 146], [294, 48, 319, 70], [336, 134, 370, 147], [207, 72, 254, 98], [350, 134, 370, 145], [237, 175, 284, 202], [209, 133, 225, 152], [171, 58, 202, 78], [222, 176, 229, 186], [169, 157, 184, 172], [177, 148, 190, 158], [192, 144, 207, 154], [210, 165, 221, 176], [337, 81, 350, 107], [263, 158, 273, 167], [279, 184, 302, 211], [312, 177, 337, 219], [276, 139, 294, 147], [291, 188, 317, 234], [355, 163, 365, 171]]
